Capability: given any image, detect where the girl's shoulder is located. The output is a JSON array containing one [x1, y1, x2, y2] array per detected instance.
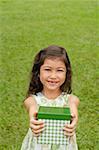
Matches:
[[24, 95, 36, 102], [67, 94, 80, 107], [24, 95, 37, 106]]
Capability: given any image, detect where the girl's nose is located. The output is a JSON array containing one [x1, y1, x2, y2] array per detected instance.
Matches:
[[50, 71, 57, 78]]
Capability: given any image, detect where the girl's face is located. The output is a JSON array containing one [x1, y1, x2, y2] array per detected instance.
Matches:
[[40, 57, 66, 93]]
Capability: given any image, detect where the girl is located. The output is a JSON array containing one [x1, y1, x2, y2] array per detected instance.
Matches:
[[21, 45, 79, 150]]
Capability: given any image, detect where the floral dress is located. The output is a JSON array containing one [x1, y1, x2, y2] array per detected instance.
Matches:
[[21, 92, 78, 150]]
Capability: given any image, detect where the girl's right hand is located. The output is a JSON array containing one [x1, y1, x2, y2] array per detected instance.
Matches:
[[30, 112, 45, 137]]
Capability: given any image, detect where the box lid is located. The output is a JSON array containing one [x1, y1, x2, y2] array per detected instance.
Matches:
[[37, 106, 71, 120]]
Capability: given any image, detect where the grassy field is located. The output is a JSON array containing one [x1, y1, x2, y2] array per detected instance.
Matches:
[[0, 0, 98, 149]]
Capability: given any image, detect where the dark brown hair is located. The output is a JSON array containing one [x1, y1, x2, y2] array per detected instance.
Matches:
[[27, 45, 72, 97]]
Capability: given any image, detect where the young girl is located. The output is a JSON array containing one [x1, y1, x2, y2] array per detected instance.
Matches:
[[21, 45, 79, 150]]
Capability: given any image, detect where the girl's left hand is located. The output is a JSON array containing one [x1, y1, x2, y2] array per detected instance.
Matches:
[[63, 94, 79, 136], [63, 113, 78, 137]]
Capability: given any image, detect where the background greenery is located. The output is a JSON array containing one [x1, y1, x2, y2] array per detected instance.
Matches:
[[0, 0, 98, 149]]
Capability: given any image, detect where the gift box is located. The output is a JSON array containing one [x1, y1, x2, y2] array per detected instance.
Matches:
[[37, 106, 71, 145]]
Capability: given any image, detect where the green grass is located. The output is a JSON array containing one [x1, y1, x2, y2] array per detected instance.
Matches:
[[0, 0, 98, 149]]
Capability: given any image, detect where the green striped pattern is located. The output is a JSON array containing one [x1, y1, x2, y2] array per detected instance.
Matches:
[[37, 106, 71, 120]]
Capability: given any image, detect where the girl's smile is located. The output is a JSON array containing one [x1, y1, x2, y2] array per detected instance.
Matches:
[[40, 57, 66, 95], [47, 80, 59, 87]]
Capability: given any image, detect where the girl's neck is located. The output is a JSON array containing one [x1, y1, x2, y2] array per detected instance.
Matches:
[[42, 89, 62, 100]]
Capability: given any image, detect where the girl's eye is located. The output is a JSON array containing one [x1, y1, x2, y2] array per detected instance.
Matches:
[[44, 68, 51, 71], [57, 69, 64, 72]]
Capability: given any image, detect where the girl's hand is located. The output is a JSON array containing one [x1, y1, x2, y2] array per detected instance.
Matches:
[[30, 112, 45, 137], [63, 113, 77, 137], [63, 94, 79, 137]]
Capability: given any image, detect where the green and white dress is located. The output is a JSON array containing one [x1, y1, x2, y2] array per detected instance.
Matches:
[[21, 92, 78, 150]]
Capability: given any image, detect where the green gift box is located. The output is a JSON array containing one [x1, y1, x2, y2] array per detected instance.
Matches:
[[37, 106, 71, 145]]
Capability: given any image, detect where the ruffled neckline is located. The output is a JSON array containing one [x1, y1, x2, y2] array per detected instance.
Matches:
[[38, 92, 63, 100], [37, 92, 69, 103]]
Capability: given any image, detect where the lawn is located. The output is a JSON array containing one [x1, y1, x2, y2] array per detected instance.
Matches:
[[0, 0, 98, 149]]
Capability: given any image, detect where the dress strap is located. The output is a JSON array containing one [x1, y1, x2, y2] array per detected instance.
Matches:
[[62, 94, 70, 106], [32, 94, 41, 105]]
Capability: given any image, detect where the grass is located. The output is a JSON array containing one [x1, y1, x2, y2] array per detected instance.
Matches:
[[0, 0, 98, 149]]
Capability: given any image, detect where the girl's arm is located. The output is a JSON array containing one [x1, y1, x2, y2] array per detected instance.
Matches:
[[24, 96, 38, 120], [63, 95, 80, 136], [24, 97, 45, 136], [69, 94, 79, 122]]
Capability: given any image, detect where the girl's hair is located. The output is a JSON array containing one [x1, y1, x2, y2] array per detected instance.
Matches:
[[27, 45, 72, 97]]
